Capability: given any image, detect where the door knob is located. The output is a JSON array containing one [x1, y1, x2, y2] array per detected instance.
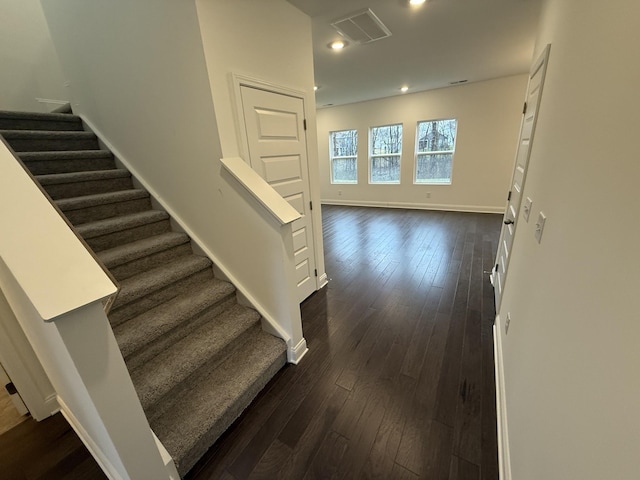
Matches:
[[504, 219, 514, 225]]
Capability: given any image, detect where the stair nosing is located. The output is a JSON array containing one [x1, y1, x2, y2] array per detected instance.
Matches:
[[0, 111, 81, 123], [36, 169, 130, 185], [75, 210, 169, 239], [56, 189, 149, 211], [112, 255, 213, 309], [98, 232, 190, 269]]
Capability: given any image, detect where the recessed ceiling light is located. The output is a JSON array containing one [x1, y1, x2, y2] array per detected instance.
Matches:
[[400, 86, 409, 93], [329, 40, 347, 50], [409, 0, 426, 5]]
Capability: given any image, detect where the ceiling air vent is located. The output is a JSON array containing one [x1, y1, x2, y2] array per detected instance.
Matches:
[[331, 8, 392, 45]]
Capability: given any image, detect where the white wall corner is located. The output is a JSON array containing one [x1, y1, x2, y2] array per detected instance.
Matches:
[[287, 337, 308, 365], [493, 319, 512, 480], [58, 396, 123, 480]]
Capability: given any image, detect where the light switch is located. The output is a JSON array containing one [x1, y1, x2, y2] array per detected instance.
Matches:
[[523, 197, 533, 222], [534, 212, 546, 243]]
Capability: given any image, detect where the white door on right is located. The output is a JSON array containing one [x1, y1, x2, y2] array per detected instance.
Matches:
[[493, 45, 551, 309]]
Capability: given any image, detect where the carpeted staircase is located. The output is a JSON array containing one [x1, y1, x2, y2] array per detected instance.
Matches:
[[0, 109, 287, 476]]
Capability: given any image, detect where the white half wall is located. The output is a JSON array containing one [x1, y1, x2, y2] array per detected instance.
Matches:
[[0, 0, 67, 111], [195, 0, 326, 286], [495, 1, 640, 479], [317, 75, 529, 213]]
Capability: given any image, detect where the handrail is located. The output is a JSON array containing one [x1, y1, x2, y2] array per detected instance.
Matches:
[[221, 157, 301, 225], [0, 138, 116, 320]]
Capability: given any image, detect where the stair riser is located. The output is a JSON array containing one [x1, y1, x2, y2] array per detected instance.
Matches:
[[108, 243, 193, 281], [42, 176, 133, 200], [83, 219, 172, 252], [109, 268, 215, 327], [0, 118, 83, 131], [21, 157, 116, 175], [60, 197, 151, 225], [4, 136, 99, 152], [124, 295, 237, 372], [177, 350, 287, 476]]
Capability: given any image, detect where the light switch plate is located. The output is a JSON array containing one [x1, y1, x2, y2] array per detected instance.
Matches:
[[534, 212, 546, 243], [523, 197, 533, 222]]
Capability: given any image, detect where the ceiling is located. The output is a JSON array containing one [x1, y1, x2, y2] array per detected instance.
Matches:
[[287, 0, 542, 107]]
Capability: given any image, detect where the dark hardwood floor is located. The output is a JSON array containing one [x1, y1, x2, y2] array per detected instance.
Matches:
[[188, 206, 502, 480], [0, 205, 502, 479]]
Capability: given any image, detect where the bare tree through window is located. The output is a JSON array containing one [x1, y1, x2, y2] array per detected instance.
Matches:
[[370, 124, 402, 183], [330, 129, 358, 184], [415, 119, 457, 184]]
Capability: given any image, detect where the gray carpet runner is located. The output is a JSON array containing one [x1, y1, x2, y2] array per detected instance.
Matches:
[[0, 109, 287, 477]]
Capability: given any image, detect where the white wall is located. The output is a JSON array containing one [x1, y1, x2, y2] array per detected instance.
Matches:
[[496, 1, 640, 479], [316, 75, 528, 213], [195, 0, 326, 282], [0, 0, 67, 111]]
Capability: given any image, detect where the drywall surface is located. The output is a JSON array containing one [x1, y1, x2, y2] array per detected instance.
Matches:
[[316, 75, 528, 213], [0, 0, 67, 111], [40, 0, 226, 268], [497, 1, 640, 479]]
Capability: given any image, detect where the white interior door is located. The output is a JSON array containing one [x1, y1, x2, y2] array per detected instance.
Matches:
[[240, 85, 317, 303], [493, 45, 551, 309]]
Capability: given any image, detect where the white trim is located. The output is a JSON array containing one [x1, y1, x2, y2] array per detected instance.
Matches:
[[493, 320, 511, 480], [152, 431, 180, 480], [318, 273, 328, 289], [35, 98, 69, 105], [321, 199, 505, 214], [58, 396, 123, 480], [221, 157, 301, 225], [287, 338, 309, 365], [79, 115, 292, 347]]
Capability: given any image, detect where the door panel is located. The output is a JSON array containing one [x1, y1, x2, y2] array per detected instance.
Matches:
[[240, 86, 317, 302], [493, 45, 551, 309]]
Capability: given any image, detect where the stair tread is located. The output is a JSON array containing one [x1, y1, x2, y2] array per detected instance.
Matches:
[[36, 169, 129, 185], [19, 150, 112, 160], [0, 110, 81, 123], [131, 303, 259, 409], [75, 210, 169, 239], [113, 278, 236, 359], [98, 232, 190, 269], [150, 326, 286, 475], [56, 189, 148, 211], [112, 254, 212, 309], [0, 129, 96, 138]]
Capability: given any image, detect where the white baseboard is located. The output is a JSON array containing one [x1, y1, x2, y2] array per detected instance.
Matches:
[[79, 115, 292, 347], [57, 396, 123, 480], [321, 199, 505, 214], [288, 338, 308, 364], [318, 272, 328, 289], [493, 320, 512, 480]]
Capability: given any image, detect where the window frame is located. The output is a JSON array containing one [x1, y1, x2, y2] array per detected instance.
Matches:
[[369, 123, 403, 185], [413, 118, 458, 185], [329, 129, 358, 185]]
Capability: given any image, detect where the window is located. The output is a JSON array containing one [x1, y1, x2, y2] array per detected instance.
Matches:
[[330, 129, 358, 184], [415, 119, 457, 184], [370, 124, 402, 183]]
